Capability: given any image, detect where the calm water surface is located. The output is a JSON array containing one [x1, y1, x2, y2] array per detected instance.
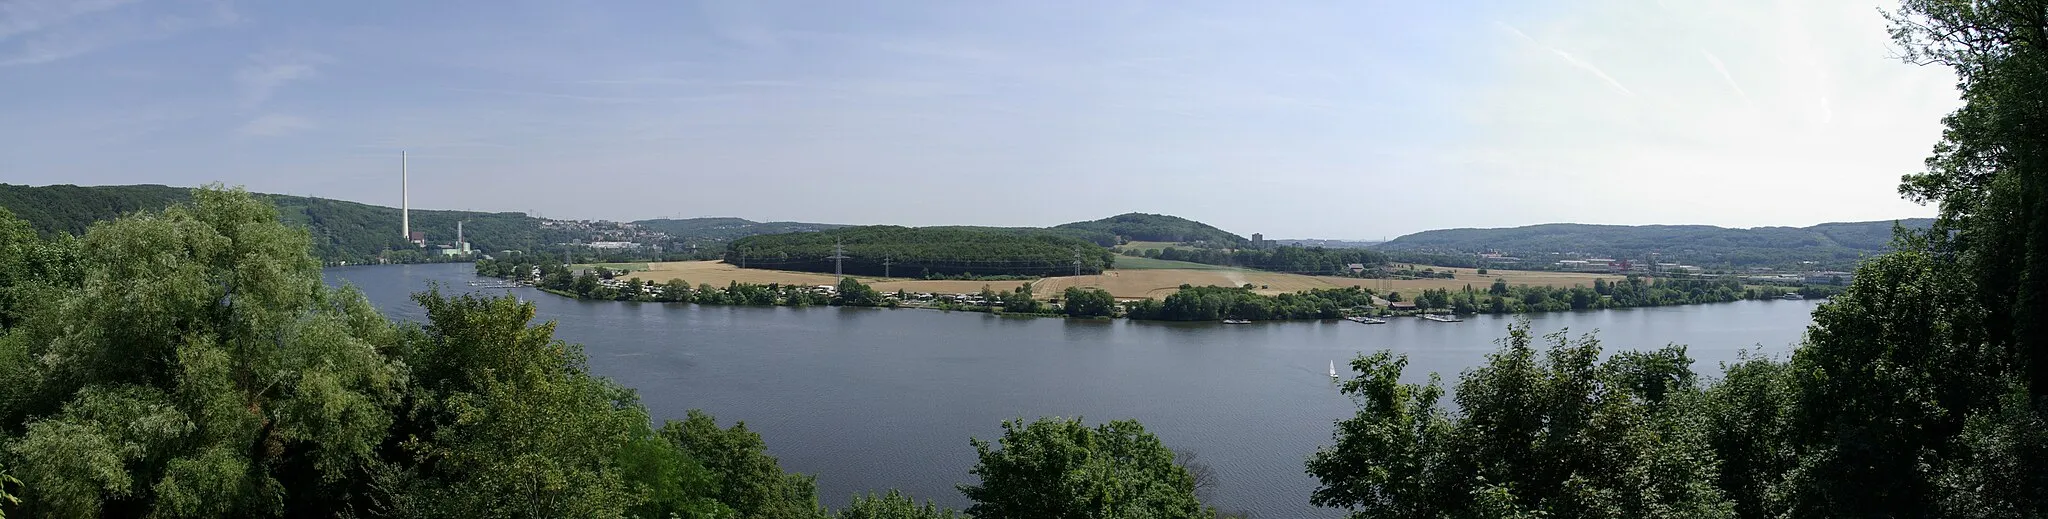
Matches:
[[327, 263, 1820, 518]]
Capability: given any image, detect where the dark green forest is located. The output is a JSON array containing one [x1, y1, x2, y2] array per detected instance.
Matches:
[[0, 183, 569, 265], [1123, 286, 1379, 321], [1054, 213, 1249, 247], [727, 226, 1117, 278], [1375, 219, 1934, 270]]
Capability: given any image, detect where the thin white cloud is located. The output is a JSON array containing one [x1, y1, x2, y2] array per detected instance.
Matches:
[[1497, 22, 1635, 97], [237, 50, 329, 108], [238, 113, 315, 137], [443, 87, 659, 104], [1700, 50, 1753, 107], [0, 0, 236, 67], [0, 0, 137, 40]]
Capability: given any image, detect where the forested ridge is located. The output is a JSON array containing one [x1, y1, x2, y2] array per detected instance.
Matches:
[[727, 226, 1118, 278], [1055, 213, 1249, 247], [0, 183, 567, 265], [1376, 219, 1934, 269]]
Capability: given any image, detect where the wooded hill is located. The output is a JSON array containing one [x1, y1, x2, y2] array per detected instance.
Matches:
[[726, 226, 1117, 278], [1375, 219, 1935, 269], [1055, 212, 1249, 247], [631, 217, 845, 241], [0, 185, 845, 264], [0, 183, 569, 264]]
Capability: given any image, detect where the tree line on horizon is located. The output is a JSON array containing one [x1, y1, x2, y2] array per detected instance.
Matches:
[[725, 226, 1118, 278]]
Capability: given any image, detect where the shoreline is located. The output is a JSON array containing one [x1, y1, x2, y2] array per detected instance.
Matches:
[[502, 277, 1825, 324]]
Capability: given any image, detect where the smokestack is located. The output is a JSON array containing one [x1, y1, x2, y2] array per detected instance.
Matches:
[[401, 151, 410, 242], [457, 220, 464, 251]]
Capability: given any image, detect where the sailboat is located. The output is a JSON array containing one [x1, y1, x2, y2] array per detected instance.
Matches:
[[1329, 360, 1339, 379]]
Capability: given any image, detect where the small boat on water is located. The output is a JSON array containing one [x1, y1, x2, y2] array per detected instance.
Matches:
[[1329, 360, 1339, 379], [1782, 293, 1805, 300], [1346, 316, 1388, 325], [1222, 318, 1252, 325], [1420, 313, 1462, 323]]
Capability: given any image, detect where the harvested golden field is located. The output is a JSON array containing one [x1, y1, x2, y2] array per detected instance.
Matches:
[[1305, 267, 1622, 296], [1035, 266, 1622, 300], [621, 261, 1036, 295], [622, 261, 1619, 301]]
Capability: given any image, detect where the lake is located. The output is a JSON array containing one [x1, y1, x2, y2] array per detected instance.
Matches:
[[327, 263, 1821, 518]]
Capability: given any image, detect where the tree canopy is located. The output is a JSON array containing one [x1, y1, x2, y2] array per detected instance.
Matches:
[[1055, 213, 1248, 247], [728, 226, 1115, 278], [960, 417, 1209, 519]]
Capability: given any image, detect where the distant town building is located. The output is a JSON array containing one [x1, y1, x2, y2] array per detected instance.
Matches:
[[408, 231, 426, 247], [586, 241, 641, 249], [1804, 271, 1855, 285], [1251, 233, 1264, 249]]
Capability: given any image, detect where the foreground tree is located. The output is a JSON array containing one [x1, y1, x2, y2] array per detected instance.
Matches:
[[835, 490, 962, 519], [379, 289, 730, 518], [3, 186, 405, 517], [661, 411, 827, 519], [960, 417, 1208, 519], [1310, 322, 1732, 518]]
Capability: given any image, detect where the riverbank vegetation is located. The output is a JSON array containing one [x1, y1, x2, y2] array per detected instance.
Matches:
[[1397, 276, 1842, 315], [482, 256, 1838, 322]]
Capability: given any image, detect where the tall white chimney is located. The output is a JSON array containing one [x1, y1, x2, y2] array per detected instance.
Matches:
[[401, 151, 410, 242], [457, 220, 464, 252]]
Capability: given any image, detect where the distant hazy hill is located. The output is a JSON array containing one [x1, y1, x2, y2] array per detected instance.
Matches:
[[1055, 213, 1248, 247], [1273, 238, 1382, 249], [631, 217, 846, 241], [1376, 219, 1935, 268]]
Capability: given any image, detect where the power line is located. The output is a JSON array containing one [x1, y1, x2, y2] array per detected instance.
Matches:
[[827, 240, 850, 279]]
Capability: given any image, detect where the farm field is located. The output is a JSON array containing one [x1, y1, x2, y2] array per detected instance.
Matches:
[[617, 261, 1623, 301], [612, 261, 1033, 295], [1118, 241, 1185, 251], [1109, 256, 1244, 270]]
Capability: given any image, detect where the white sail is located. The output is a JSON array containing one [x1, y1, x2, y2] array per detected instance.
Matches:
[[1329, 360, 1338, 378]]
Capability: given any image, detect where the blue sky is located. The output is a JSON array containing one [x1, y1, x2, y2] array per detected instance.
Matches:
[[2, 0, 1958, 238]]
